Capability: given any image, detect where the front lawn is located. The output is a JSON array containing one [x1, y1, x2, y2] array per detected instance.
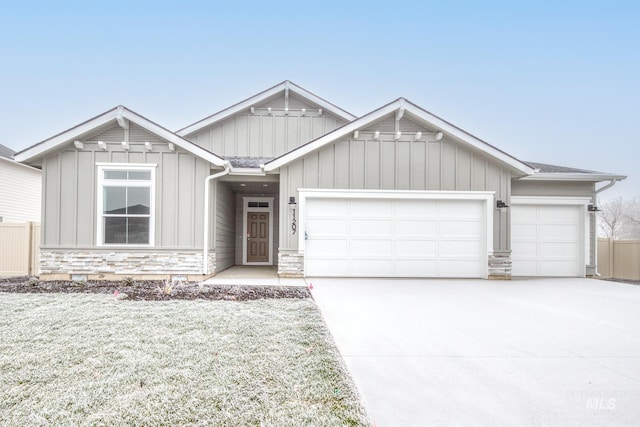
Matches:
[[0, 293, 368, 426]]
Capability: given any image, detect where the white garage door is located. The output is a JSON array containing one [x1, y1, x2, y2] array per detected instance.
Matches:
[[511, 204, 584, 277], [304, 197, 486, 278]]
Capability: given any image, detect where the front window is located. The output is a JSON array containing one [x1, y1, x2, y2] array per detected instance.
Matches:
[[97, 165, 155, 245]]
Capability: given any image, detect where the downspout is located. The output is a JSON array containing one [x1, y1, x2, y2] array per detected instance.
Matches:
[[203, 162, 230, 274], [593, 179, 621, 277]]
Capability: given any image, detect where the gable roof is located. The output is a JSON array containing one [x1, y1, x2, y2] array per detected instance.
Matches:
[[522, 161, 626, 182], [263, 98, 536, 175], [176, 80, 357, 137], [0, 144, 15, 159], [15, 106, 227, 167]]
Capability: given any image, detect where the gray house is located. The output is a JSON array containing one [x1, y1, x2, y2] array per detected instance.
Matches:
[[15, 81, 625, 280]]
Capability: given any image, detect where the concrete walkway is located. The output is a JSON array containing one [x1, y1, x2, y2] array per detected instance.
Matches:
[[203, 266, 307, 287], [310, 278, 640, 426]]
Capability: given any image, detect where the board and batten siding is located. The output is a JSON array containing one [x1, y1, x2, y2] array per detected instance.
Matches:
[[0, 158, 41, 223], [279, 127, 512, 252], [187, 94, 346, 158], [214, 182, 235, 272], [41, 125, 214, 249]]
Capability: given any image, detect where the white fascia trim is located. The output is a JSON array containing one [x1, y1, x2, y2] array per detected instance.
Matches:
[[287, 82, 356, 122], [265, 102, 400, 171], [0, 155, 41, 172], [228, 167, 266, 176], [406, 106, 534, 175], [520, 173, 627, 182], [121, 109, 226, 167], [511, 196, 592, 205], [297, 189, 495, 256], [16, 109, 119, 163], [264, 100, 535, 175], [176, 81, 356, 137], [15, 107, 227, 167]]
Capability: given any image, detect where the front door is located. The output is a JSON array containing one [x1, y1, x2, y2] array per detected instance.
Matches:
[[247, 212, 269, 263]]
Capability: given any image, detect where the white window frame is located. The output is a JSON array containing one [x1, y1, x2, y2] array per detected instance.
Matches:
[[242, 197, 274, 265], [96, 163, 156, 247]]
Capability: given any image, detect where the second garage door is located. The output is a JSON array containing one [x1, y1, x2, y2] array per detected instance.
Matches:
[[303, 197, 486, 278], [511, 203, 585, 277]]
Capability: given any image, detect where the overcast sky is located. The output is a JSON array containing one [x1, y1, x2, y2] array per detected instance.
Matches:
[[1, 0, 637, 201]]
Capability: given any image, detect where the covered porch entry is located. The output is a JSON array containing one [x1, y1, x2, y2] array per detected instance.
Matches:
[[212, 173, 280, 274]]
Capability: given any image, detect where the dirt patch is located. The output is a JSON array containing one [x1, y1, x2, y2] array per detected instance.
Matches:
[[0, 276, 310, 301]]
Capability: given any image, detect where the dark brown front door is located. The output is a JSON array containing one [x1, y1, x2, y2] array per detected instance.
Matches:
[[247, 212, 269, 263]]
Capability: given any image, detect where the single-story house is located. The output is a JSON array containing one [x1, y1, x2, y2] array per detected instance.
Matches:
[[0, 144, 41, 223], [15, 81, 625, 280]]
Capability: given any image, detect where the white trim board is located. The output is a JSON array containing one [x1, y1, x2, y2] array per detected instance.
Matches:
[[297, 189, 495, 258]]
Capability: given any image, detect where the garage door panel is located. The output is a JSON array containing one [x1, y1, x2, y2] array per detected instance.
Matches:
[[350, 219, 393, 236], [539, 206, 577, 222], [394, 259, 437, 276], [539, 261, 580, 277], [512, 224, 537, 239], [305, 196, 486, 278], [439, 260, 482, 276], [539, 242, 578, 257], [350, 199, 392, 216], [395, 240, 437, 257], [395, 220, 437, 237], [308, 199, 347, 216], [308, 219, 348, 235], [305, 259, 348, 276], [440, 220, 482, 237], [439, 200, 482, 218], [511, 206, 536, 223], [350, 259, 393, 276], [511, 242, 537, 257], [395, 200, 437, 217], [539, 224, 578, 240], [512, 260, 538, 276], [350, 239, 392, 256], [306, 239, 348, 256]]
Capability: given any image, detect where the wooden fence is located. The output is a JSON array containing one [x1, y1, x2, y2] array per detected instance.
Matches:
[[0, 222, 40, 276], [597, 238, 640, 280]]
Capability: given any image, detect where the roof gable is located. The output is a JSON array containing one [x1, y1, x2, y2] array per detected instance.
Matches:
[[264, 98, 535, 175], [176, 80, 357, 137], [15, 106, 227, 167]]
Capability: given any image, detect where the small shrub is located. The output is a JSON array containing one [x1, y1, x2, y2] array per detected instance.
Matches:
[[27, 277, 39, 287], [71, 280, 87, 288]]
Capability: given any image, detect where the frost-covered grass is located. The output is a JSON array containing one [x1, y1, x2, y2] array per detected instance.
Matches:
[[0, 294, 368, 426]]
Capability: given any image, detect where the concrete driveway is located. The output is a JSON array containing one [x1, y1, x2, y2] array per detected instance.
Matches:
[[310, 278, 640, 426]]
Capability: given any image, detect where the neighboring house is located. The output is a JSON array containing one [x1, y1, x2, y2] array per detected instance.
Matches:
[[15, 81, 625, 280], [0, 144, 41, 223]]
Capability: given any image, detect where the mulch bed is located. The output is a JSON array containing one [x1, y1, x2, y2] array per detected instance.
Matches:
[[0, 276, 310, 301]]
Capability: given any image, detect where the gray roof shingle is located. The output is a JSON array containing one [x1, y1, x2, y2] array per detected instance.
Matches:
[[0, 144, 15, 159]]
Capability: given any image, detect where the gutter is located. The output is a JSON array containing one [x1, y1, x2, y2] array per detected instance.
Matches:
[[202, 162, 230, 274], [593, 178, 622, 277]]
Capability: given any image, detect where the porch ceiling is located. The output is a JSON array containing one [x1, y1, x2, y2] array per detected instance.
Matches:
[[224, 181, 279, 194]]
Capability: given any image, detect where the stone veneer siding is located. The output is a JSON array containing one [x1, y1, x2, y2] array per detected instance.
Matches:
[[39, 250, 217, 276], [277, 251, 510, 279], [278, 250, 304, 277], [488, 251, 512, 279]]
